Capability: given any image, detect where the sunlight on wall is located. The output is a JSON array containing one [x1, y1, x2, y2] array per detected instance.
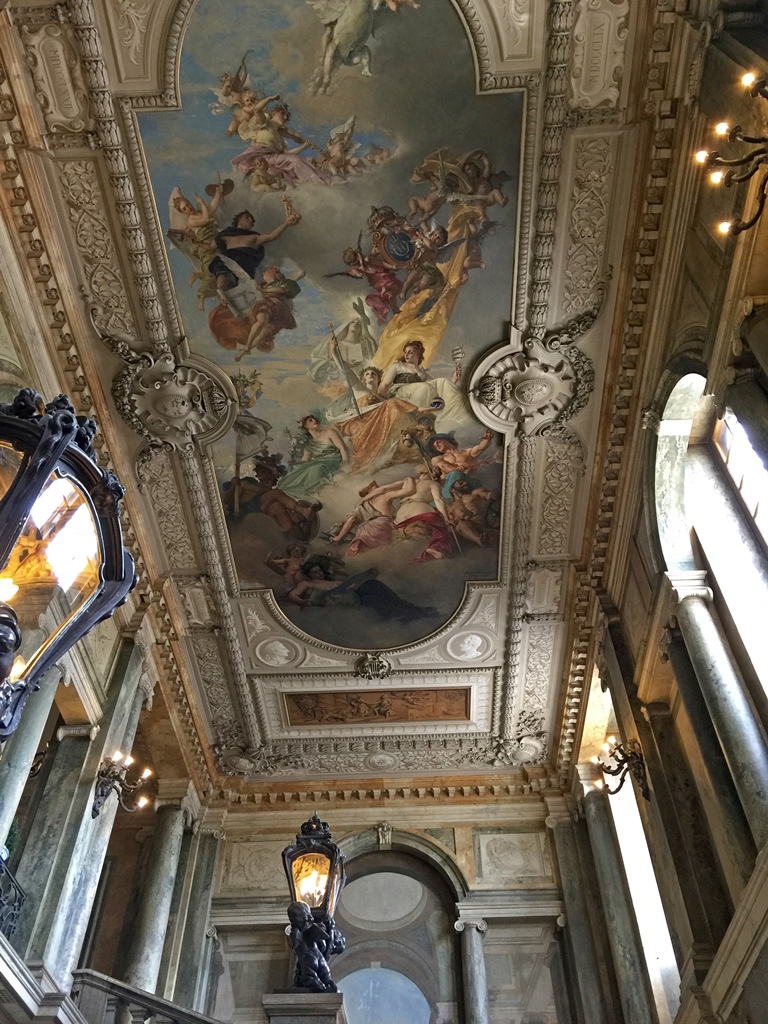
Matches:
[[688, 434, 768, 692], [608, 780, 680, 1024]]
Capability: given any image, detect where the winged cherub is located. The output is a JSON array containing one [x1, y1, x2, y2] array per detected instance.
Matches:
[[306, 0, 418, 96]]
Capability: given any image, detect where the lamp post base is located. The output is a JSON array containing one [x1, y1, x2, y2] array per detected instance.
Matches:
[[263, 991, 347, 1024]]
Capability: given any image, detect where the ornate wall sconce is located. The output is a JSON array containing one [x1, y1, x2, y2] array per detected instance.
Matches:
[[592, 736, 650, 801], [695, 73, 768, 236], [0, 390, 136, 741], [91, 751, 152, 818], [281, 812, 346, 993]]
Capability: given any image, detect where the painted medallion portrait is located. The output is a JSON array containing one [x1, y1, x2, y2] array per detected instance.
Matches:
[[140, 0, 522, 649]]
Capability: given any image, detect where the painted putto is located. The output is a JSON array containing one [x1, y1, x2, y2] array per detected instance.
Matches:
[[140, 0, 522, 648]]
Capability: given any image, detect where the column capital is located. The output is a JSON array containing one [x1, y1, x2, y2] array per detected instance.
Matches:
[[576, 762, 603, 787], [155, 779, 201, 828], [454, 917, 487, 934], [666, 570, 712, 609], [136, 669, 156, 711], [544, 795, 578, 828]]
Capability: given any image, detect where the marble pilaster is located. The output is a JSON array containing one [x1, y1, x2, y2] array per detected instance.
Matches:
[[671, 575, 768, 851], [0, 663, 62, 848], [120, 781, 198, 995], [546, 806, 614, 1024], [161, 829, 220, 1009], [454, 917, 489, 1024], [12, 639, 145, 990], [581, 776, 659, 1024]]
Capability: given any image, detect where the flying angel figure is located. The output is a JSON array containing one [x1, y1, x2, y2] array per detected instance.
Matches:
[[306, 0, 418, 95], [314, 115, 365, 177]]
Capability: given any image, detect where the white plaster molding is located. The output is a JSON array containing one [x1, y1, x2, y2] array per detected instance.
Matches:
[[155, 778, 201, 826], [452, 0, 547, 81], [256, 671, 493, 741], [455, 897, 564, 920], [666, 570, 713, 609], [570, 0, 629, 110], [469, 338, 576, 437]]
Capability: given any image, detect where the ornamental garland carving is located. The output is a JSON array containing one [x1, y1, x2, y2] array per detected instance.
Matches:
[[109, 0, 152, 66], [192, 636, 246, 750], [523, 624, 555, 710], [563, 137, 614, 315], [213, 729, 549, 778], [538, 440, 578, 555], [58, 160, 136, 338]]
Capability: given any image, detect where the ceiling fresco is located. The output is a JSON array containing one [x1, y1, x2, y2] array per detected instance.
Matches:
[[139, 0, 522, 649]]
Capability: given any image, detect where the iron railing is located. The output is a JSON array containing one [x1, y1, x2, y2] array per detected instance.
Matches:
[[0, 856, 25, 938]]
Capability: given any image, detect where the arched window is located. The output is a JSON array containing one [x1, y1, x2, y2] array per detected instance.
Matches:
[[334, 854, 459, 1024]]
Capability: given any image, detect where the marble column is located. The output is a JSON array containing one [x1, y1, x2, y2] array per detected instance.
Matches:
[[665, 628, 755, 891], [671, 574, 768, 851], [12, 639, 146, 990], [546, 810, 613, 1024], [545, 939, 574, 1024], [0, 663, 62, 848], [161, 829, 221, 1008], [120, 781, 198, 995], [454, 917, 490, 1024], [581, 778, 658, 1024]]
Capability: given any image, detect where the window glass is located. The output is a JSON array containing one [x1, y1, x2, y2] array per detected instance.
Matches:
[[338, 967, 430, 1024]]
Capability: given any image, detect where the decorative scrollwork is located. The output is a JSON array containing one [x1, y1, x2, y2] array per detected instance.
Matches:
[[354, 652, 392, 680]]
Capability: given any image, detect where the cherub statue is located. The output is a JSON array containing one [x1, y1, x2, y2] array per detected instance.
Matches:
[[287, 901, 346, 992]]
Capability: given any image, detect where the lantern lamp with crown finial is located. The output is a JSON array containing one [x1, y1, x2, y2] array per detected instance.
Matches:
[[281, 813, 347, 992]]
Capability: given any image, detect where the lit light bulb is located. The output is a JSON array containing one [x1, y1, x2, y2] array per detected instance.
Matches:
[[715, 122, 730, 136], [112, 750, 124, 762], [0, 577, 18, 603], [743, 73, 756, 88], [695, 150, 709, 164], [710, 170, 724, 184], [141, 767, 152, 779], [123, 755, 134, 767], [601, 743, 611, 753], [718, 221, 733, 235], [9, 656, 26, 682], [590, 755, 599, 764], [594, 779, 604, 790], [607, 735, 617, 745], [136, 796, 149, 809]]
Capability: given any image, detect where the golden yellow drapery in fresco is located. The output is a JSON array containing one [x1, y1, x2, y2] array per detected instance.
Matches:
[[372, 201, 485, 370]]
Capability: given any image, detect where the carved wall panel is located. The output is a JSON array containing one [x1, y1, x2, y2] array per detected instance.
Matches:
[[473, 829, 553, 885], [570, 0, 629, 110], [219, 839, 289, 895], [533, 439, 580, 556], [21, 22, 93, 136], [256, 671, 493, 740], [57, 159, 136, 337], [562, 135, 616, 315]]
